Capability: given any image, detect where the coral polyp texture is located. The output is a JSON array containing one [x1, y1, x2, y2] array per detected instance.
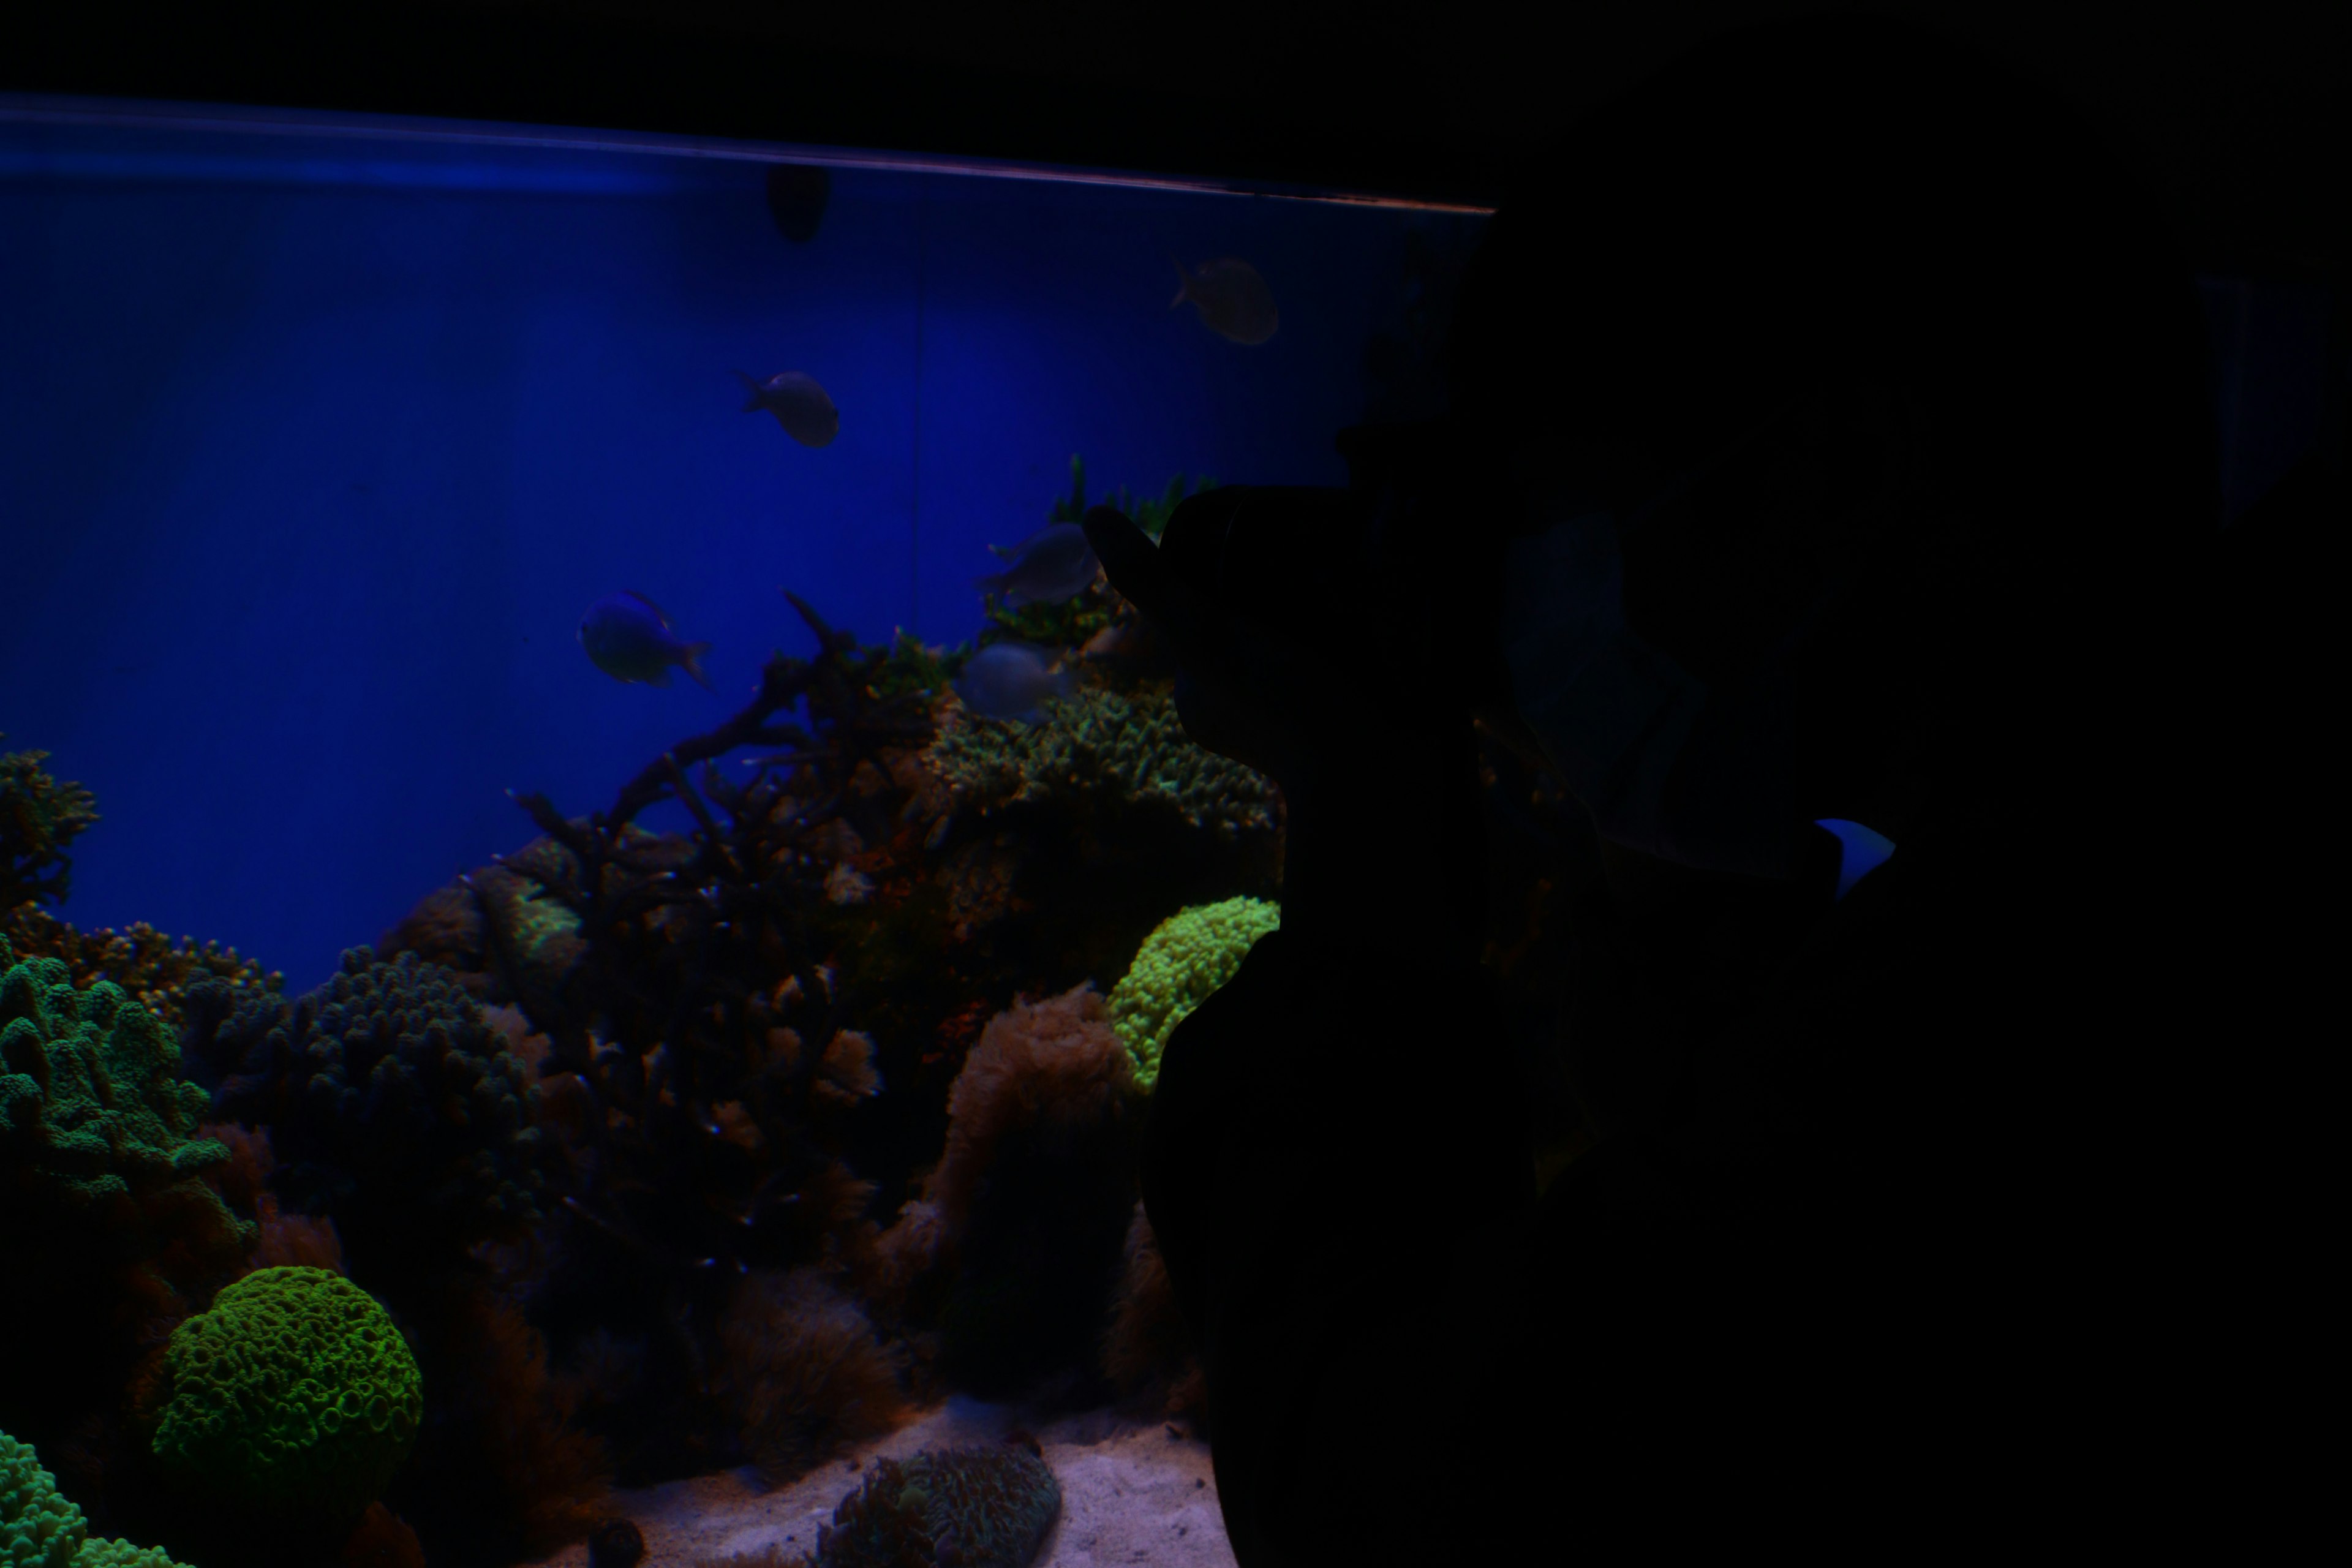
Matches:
[[1107, 897, 1281, 1093], [2, 1428, 191, 1568], [0, 906, 279, 1035], [0, 739, 99, 912], [183, 948, 551, 1271], [804, 1444, 1060, 1568], [929, 685, 1276, 838], [150, 1267, 422, 1542], [0, 935, 244, 1237]]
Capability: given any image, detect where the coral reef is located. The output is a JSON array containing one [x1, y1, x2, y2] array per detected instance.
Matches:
[[1099, 1204, 1204, 1419], [929, 685, 1276, 840], [712, 1269, 908, 1488], [587, 1517, 646, 1568], [1, 740, 99, 913], [0, 907, 279, 1036], [880, 987, 1143, 1396], [802, 1443, 1060, 1568], [149, 1267, 421, 1550], [180, 948, 552, 1277], [2, 1428, 190, 1568], [1107, 898, 1282, 1093], [336, 1504, 426, 1568], [0, 937, 247, 1250]]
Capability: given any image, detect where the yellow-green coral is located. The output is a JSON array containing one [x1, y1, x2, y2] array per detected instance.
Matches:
[[0, 936, 243, 1227], [930, 685, 1276, 838], [151, 1267, 423, 1539], [2, 1428, 192, 1568], [1109, 897, 1281, 1092]]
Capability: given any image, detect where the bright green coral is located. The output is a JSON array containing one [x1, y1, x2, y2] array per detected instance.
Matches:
[[930, 685, 1276, 838], [805, 1444, 1061, 1568], [1109, 897, 1281, 1092], [3, 1428, 192, 1568], [0, 935, 243, 1231], [151, 1267, 423, 1539]]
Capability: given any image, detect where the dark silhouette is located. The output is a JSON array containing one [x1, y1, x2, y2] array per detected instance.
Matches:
[[1084, 11, 2258, 1558]]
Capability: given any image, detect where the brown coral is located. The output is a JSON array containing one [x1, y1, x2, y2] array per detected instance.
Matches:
[[1100, 1203, 1204, 1419], [713, 1268, 910, 1488]]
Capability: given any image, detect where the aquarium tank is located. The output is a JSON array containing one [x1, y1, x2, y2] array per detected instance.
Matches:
[[0, 90, 1490, 1568]]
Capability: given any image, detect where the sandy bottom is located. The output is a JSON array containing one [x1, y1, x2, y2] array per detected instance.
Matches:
[[526, 1398, 1236, 1568]]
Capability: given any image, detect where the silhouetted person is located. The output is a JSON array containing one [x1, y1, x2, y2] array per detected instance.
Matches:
[[1085, 12, 2239, 1559]]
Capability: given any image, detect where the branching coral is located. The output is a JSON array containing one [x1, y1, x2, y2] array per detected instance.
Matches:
[[180, 949, 551, 1278], [1107, 898, 1281, 1093], [802, 1444, 1060, 1568], [2, 1428, 191, 1568], [149, 1268, 421, 1552], [928, 685, 1276, 840], [0, 908, 279, 1036], [0, 937, 247, 1254], [0, 740, 99, 913]]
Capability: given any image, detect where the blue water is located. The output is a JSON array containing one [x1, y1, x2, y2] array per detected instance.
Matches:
[[1, 113, 1482, 990]]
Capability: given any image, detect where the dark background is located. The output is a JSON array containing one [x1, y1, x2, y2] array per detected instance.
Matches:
[[5, 0, 2340, 276]]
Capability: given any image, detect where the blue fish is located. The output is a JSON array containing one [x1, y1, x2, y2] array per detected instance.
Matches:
[[579, 592, 714, 690], [974, 522, 1101, 608], [1170, 257, 1278, 345], [951, 642, 1074, 723], [735, 369, 840, 448]]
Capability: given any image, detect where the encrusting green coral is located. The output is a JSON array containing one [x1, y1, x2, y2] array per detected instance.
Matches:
[[803, 1442, 1060, 1568], [2, 1428, 191, 1568], [0, 739, 99, 912], [929, 685, 1276, 839], [0, 935, 245, 1232], [150, 1267, 422, 1542], [1109, 897, 1281, 1092]]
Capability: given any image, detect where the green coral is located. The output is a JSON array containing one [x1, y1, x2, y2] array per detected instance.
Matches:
[[3, 1428, 193, 1568], [1, 740, 99, 912], [151, 1267, 422, 1539], [929, 685, 1276, 838], [1044, 453, 1213, 541], [805, 1444, 1061, 1568], [0, 906, 279, 1035], [0, 935, 243, 1225], [1109, 897, 1281, 1092]]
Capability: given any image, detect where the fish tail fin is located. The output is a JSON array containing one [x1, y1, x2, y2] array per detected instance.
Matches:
[[1169, 257, 1191, 309], [733, 369, 762, 411], [680, 642, 715, 692]]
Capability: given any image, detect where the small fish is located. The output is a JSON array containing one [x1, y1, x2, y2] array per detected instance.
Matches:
[[1080, 620, 1155, 661], [974, 522, 1100, 608], [579, 592, 714, 690], [951, 642, 1073, 723], [1170, 257, 1278, 345], [735, 369, 840, 448], [764, 164, 831, 244]]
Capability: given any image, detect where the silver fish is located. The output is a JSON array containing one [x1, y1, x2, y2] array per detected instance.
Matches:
[[1171, 257, 1278, 345], [951, 642, 1074, 723], [735, 369, 840, 448], [974, 522, 1100, 608]]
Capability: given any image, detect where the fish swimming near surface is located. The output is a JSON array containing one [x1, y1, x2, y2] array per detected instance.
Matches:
[[951, 642, 1074, 723], [1170, 257, 1278, 345], [735, 369, 840, 448], [974, 522, 1101, 608], [579, 592, 714, 690]]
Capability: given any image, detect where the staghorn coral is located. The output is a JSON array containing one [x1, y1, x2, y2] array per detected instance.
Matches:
[[2, 1428, 192, 1568], [181, 948, 552, 1277], [802, 1444, 1060, 1568], [0, 740, 99, 913], [928, 684, 1276, 840], [149, 1268, 420, 1551], [712, 1269, 908, 1488], [0, 907, 279, 1036], [879, 987, 1143, 1395], [1107, 898, 1281, 1093]]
